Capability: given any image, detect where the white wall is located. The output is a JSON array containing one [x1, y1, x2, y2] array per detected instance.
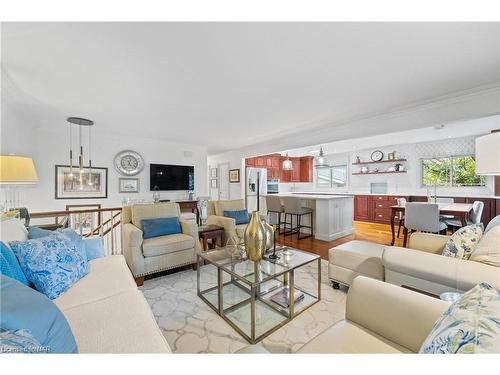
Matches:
[[1, 124, 208, 212]]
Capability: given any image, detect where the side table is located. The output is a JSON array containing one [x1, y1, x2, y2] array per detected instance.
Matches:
[[198, 225, 224, 251]]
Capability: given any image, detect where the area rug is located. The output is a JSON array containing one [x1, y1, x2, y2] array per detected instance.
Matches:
[[139, 259, 347, 353]]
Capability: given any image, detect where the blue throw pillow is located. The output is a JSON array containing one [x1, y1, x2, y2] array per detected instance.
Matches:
[[142, 217, 182, 239], [83, 237, 106, 260], [223, 209, 250, 225], [27, 226, 52, 239], [0, 241, 29, 286], [0, 328, 45, 354], [9, 233, 88, 299], [0, 275, 78, 353]]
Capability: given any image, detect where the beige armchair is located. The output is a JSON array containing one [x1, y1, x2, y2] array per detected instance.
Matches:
[[206, 199, 267, 243], [121, 203, 201, 285]]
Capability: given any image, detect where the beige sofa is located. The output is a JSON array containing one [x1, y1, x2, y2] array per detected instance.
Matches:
[[383, 231, 500, 294], [329, 227, 500, 295], [122, 203, 201, 284], [0, 218, 170, 353], [239, 276, 449, 353]]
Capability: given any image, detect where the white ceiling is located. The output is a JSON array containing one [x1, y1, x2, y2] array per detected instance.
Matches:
[[2, 22, 499, 154]]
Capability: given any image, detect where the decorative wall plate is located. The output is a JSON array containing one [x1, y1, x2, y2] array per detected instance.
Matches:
[[370, 150, 384, 162], [114, 150, 144, 176]]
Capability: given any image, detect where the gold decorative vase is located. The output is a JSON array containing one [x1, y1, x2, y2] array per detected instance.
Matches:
[[244, 211, 267, 262], [262, 219, 274, 252]]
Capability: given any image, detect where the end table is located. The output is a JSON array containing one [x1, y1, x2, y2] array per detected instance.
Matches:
[[198, 225, 224, 251]]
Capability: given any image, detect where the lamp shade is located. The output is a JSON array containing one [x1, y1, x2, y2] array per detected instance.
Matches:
[[0, 155, 39, 184], [475, 133, 500, 175]]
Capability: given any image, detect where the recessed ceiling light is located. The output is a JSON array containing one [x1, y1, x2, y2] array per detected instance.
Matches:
[[309, 150, 320, 154]]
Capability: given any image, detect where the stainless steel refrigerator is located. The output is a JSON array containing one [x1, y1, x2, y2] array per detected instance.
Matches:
[[245, 167, 267, 213]]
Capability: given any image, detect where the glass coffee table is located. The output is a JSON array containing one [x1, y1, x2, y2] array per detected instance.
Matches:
[[197, 246, 321, 344]]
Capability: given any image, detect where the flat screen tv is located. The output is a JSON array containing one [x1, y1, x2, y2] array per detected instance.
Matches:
[[150, 164, 194, 191]]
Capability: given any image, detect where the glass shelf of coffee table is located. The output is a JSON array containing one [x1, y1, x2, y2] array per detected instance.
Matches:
[[197, 247, 321, 344]]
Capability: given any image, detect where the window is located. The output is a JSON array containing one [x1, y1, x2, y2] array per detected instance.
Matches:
[[316, 165, 347, 188], [421, 155, 485, 187]]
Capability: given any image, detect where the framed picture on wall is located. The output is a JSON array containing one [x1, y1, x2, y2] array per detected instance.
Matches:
[[211, 179, 218, 188], [229, 169, 240, 183], [55, 165, 108, 199], [210, 168, 218, 179], [119, 178, 140, 193]]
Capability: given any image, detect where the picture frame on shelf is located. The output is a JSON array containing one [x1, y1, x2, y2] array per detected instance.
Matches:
[[229, 169, 240, 183], [55, 165, 108, 199], [211, 179, 218, 189], [119, 178, 140, 193]]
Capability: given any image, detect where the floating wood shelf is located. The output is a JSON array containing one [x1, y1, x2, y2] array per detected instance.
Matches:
[[352, 171, 407, 176], [352, 159, 407, 165]]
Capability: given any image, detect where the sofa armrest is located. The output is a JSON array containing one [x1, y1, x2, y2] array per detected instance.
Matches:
[[122, 223, 145, 276], [408, 232, 449, 254], [206, 215, 237, 240], [180, 219, 202, 252], [346, 276, 449, 353]]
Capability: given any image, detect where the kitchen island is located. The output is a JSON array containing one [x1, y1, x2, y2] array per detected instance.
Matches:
[[273, 193, 354, 241]]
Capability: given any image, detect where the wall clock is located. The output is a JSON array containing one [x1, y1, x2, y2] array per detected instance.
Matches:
[[114, 150, 144, 176], [370, 150, 384, 162]]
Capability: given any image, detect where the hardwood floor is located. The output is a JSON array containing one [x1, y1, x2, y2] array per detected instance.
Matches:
[[276, 221, 405, 260]]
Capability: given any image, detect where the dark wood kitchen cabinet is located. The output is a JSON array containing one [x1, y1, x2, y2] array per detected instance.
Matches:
[[245, 154, 313, 183], [354, 195, 371, 221]]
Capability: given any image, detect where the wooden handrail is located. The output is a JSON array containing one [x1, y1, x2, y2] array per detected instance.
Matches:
[[31, 207, 122, 218], [85, 211, 121, 237]]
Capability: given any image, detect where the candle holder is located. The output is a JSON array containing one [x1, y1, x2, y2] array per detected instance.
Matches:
[[268, 224, 279, 260]]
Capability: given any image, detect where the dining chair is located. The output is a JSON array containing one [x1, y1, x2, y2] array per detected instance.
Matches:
[[432, 197, 455, 220], [445, 200, 484, 232], [395, 198, 406, 238], [403, 203, 448, 247], [266, 195, 284, 233], [281, 196, 313, 240]]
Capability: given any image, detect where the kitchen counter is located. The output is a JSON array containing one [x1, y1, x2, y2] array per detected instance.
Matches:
[[270, 193, 354, 241], [284, 191, 499, 199]]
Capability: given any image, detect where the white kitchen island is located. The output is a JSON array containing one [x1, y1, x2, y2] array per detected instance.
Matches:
[[273, 193, 354, 241]]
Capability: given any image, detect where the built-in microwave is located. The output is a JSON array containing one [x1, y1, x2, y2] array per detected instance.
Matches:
[[267, 179, 280, 194]]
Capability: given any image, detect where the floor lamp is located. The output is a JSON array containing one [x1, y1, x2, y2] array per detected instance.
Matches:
[[0, 155, 39, 216]]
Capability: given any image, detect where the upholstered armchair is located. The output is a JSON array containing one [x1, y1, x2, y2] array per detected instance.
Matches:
[[206, 199, 267, 243], [121, 202, 201, 285]]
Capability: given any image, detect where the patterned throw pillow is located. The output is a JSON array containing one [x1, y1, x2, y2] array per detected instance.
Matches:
[[442, 224, 483, 259], [0, 329, 46, 354], [9, 233, 88, 299], [420, 283, 500, 354]]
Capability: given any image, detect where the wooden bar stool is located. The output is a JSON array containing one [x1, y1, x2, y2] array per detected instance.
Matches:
[[281, 197, 313, 240]]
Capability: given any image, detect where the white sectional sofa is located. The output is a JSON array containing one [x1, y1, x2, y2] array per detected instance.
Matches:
[[1, 218, 171, 353], [239, 276, 449, 353]]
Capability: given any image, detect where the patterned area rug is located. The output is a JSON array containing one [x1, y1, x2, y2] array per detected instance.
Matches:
[[139, 259, 347, 353]]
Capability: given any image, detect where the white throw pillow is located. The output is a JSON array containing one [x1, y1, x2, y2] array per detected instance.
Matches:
[[420, 282, 500, 354], [0, 218, 28, 243], [469, 225, 500, 267], [442, 224, 483, 260]]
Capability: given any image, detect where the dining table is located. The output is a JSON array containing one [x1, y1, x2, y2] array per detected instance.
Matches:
[[390, 203, 474, 246]]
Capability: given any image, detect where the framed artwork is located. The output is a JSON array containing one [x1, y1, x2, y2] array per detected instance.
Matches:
[[210, 168, 218, 179], [55, 165, 108, 199], [119, 178, 140, 193], [211, 179, 218, 188], [66, 204, 101, 235], [229, 169, 240, 183]]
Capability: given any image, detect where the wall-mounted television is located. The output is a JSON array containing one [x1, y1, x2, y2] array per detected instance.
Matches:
[[150, 164, 194, 191]]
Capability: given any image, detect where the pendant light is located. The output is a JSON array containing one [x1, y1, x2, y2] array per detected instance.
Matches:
[[314, 146, 328, 168], [66, 117, 94, 189], [282, 152, 293, 171]]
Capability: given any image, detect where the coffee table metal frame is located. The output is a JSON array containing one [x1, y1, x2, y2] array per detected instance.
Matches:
[[196, 247, 321, 344]]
